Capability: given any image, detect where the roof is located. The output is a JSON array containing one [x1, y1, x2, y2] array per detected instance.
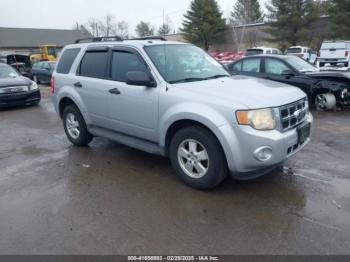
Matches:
[[0, 27, 92, 48], [65, 40, 188, 50]]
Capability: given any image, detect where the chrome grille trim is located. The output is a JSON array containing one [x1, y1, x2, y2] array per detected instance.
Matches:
[[278, 98, 309, 132]]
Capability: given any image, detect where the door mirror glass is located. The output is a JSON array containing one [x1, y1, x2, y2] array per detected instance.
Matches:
[[126, 71, 155, 87], [281, 69, 295, 77]]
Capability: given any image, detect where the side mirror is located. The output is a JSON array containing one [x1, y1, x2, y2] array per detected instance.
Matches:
[[281, 70, 295, 77], [126, 71, 155, 87]]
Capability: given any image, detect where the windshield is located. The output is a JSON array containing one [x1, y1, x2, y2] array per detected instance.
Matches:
[[144, 44, 229, 84], [0, 65, 19, 78], [47, 47, 57, 56], [286, 56, 318, 72], [245, 49, 263, 56], [321, 42, 347, 50], [286, 48, 302, 54]]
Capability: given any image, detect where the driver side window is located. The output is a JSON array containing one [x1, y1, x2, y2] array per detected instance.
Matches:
[[265, 59, 290, 75]]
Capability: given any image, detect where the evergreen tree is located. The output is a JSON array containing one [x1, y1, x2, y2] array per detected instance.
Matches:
[[327, 0, 350, 39], [265, 0, 320, 47], [231, 0, 264, 25], [182, 0, 227, 51]]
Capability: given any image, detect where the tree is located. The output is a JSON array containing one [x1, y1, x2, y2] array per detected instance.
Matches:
[[111, 21, 129, 38], [182, 0, 227, 51], [135, 21, 154, 37], [158, 16, 172, 36], [231, 0, 264, 25], [265, 0, 320, 47], [327, 0, 350, 39]]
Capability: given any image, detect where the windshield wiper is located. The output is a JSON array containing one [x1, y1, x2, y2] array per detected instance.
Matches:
[[169, 78, 207, 84], [204, 74, 230, 80]]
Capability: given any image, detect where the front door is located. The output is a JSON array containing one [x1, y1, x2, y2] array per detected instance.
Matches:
[[107, 48, 159, 142]]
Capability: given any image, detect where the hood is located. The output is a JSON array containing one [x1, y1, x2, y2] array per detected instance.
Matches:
[[174, 76, 306, 109], [0, 76, 32, 88], [305, 71, 350, 79]]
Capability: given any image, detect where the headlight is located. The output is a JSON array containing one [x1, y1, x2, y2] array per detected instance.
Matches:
[[236, 108, 276, 130], [30, 82, 38, 91]]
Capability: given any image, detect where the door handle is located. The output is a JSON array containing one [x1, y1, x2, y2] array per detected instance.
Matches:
[[109, 88, 121, 95], [74, 82, 83, 88]]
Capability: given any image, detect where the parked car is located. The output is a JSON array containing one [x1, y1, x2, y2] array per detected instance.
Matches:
[[32, 61, 56, 84], [245, 47, 283, 57], [0, 63, 41, 107], [0, 54, 33, 79], [52, 37, 312, 190], [286, 46, 318, 64], [318, 40, 350, 69], [226, 55, 350, 110]]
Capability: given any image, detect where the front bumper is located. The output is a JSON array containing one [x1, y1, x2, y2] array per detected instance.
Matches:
[[216, 113, 313, 180], [0, 90, 41, 107]]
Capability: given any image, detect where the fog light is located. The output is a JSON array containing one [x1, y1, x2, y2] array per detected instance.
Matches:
[[254, 147, 273, 162]]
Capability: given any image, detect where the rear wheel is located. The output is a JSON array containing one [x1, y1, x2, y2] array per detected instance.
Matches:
[[62, 105, 93, 146], [169, 126, 228, 190]]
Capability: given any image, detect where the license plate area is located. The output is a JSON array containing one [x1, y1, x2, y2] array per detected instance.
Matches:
[[297, 122, 311, 145]]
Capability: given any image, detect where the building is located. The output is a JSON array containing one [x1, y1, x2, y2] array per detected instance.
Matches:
[[0, 27, 91, 55]]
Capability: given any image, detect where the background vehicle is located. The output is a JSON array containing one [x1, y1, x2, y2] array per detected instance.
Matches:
[[286, 46, 318, 64], [52, 38, 312, 190], [30, 45, 58, 62], [318, 40, 350, 69], [0, 63, 40, 107], [0, 54, 33, 79], [32, 61, 56, 84], [226, 55, 350, 110], [244, 47, 283, 57]]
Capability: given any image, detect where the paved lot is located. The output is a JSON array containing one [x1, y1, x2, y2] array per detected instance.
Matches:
[[0, 86, 350, 255]]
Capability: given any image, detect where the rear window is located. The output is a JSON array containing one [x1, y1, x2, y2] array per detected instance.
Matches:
[[79, 51, 108, 79], [56, 48, 80, 74], [245, 49, 263, 56], [321, 42, 347, 50], [286, 48, 302, 54]]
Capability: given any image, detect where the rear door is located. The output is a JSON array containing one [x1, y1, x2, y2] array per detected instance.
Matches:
[[240, 58, 263, 78], [73, 47, 112, 128]]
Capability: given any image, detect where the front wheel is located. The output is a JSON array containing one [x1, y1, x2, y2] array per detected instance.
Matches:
[[62, 105, 93, 146], [169, 126, 228, 190], [315, 93, 337, 111]]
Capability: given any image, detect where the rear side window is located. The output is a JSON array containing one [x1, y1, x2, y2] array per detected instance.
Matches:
[[80, 51, 109, 79], [245, 49, 263, 56], [242, 58, 261, 73], [56, 48, 80, 74], [111, 51, 149, 82]]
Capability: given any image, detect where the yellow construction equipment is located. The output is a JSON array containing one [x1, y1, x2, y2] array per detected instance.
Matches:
[[30, 45, 58, 62]]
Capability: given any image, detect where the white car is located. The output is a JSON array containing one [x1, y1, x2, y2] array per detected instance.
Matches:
[[286, 46, 317, 64], [318, 40, 350, 69], [244, 47, 283, 57]]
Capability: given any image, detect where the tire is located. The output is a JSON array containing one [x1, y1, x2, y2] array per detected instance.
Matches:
[[169, 126, 228, 190], [62, 105, 93, 146], [33, 75, 40, 84]]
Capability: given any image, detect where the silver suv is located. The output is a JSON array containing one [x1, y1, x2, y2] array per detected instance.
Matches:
[[52, 37, 313, 190]]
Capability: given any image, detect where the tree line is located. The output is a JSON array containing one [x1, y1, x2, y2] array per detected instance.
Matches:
[[78, 0, 350, 51]]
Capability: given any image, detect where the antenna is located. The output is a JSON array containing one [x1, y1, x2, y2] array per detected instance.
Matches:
[[163, 8, 169, 91]]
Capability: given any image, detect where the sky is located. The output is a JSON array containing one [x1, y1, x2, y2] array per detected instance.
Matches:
[[0, 0, 266, 35]]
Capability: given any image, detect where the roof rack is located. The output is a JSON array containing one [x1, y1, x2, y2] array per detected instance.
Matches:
[[129, 36, 167, 41], [75, 36, 123, 44]]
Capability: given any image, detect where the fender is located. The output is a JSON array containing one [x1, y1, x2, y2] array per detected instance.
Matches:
[[57, 85, 92, 125]]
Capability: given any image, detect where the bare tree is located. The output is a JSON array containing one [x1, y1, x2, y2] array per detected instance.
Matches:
[[86, 18, 101, 37], [112, 21, 129, 38]]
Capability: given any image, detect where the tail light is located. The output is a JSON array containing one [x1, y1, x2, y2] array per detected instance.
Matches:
[[346, 51, 349, 57], [50, 77, 55, 94]]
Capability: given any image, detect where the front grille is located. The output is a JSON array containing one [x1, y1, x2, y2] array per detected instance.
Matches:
[[0, 86, 28, 94], [279, 98, 308, 132]]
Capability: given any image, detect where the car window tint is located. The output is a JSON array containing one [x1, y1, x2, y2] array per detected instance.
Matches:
[[242, 59, 261, 73], [272, 50, 278, 54], [232, 61, 242, 72], [265, 59, 290, 75], [80, 51, 108, 79], [56, 48, 81, 74], [111, 51, 148, 82], [266, 50, 271, 54]]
